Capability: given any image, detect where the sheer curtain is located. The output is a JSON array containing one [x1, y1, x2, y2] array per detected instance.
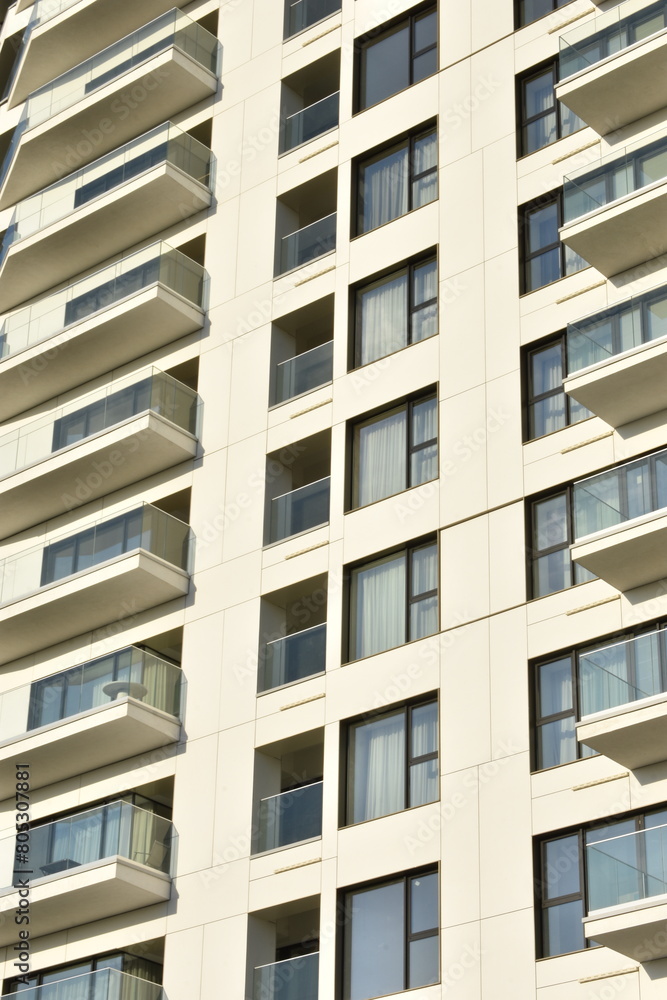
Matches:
[[409, 702, 438, 807], [359, 272, 407, 365], [356, 410, 406, 506], [351, 553, 406, 659], [409, 544, 438, 640], [360, 146, 407, 233], [350, 712, 406, 822]]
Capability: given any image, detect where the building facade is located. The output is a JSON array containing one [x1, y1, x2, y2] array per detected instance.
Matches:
[[0, 0, 666, 997]]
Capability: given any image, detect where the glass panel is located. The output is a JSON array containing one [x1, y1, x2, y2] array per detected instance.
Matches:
[[355, 408, 407, 506], [348, 710, 406, 823], [409, 936, 439, 988], [409, 759, 439, 807], [410, 594, 438, 640], [343, 882, 404, 1000], [538, 656, 573, 716], [412, 47, 437, 83], [527, 202, 558, 255], [285, 0, 341, 38], [254, 953, 319, 1000], [544, 834, 581, 899], [531, 343, 563, 396], [280, 213, 336, 273], [543, 899, 585, 956], [360, 25, 410, 109], [530, 395, 566, 438], [358, 271, 408, 365], [524, 113, 557, 155], [350, 552, 406, 659], [411, 444, 437, 485], [528, 247, 561, 291], [534, 493, 568, 551], [412, 701, 438, 757], [411, 301, 438, 342], [269, 477, 331, 542], [533, 549, 570, 598], [538, 716, 577, 769], [411, 544, 437, 597], [282, 92, 339, 153], [414, 11, 437, 55], [261, 623, 326, 692], [412, 396, 437, 445], [359, 145, 408, 233], [257, 781, 323, 852], [273, 341, 334, 403], [524, 68, 554, 120], [411, 871, 438, 932]]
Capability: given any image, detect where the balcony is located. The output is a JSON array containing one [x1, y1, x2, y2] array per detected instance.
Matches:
[[0, 801, 173, 943], [0, 647, 181, 796], [584, 823, 667, 959], [269, 478, 331, 544], [571, 447, 667, 590], [0, 242, 205, 422], [0, 968, 163, 1000], [272, 342, 333, 406], [564, 283, 667, 425], [560, 130, 667, 277], [9, 0, 189, 108], [284, 0, 340, 38], [279, 214, 336, 275], [0, 123, 212, 312], [0, 10, 218, 208], [0, 503, 192, 666], [576, 629, 667, 768], [281, 93, 339, 154], [0, 370, 198, 538], [260, 623, 326, 693], [257, 781, 323, 853], [254, 953, 319, 1000], [557, 0, 667, 134]]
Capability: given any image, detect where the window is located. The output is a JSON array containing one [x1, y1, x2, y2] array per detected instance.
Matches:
[[351, 392, 437, 507], [525, 334, 591, 439], [341, 869, 439, 1000], [537, 806, 667, 957], [345, 697, 438, 824], [519, 190, 587, 293], [516, 0, 572, 29], [528, 488, 595, 598], [41, 508, 144, 585], [534, 621, 667, 769], [4, 952, 162, 993], [357, 6, 437, 111], [353, 256, 437, 367], [348, 539, 438, 660], [357, 126, 437, 235], [518, 60, 583, 156], [52, 378, 152, 451]]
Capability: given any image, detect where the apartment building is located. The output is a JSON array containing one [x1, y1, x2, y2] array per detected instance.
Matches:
[[0, 0, 665, 997]]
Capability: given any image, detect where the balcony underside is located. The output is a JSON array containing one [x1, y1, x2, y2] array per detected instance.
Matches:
[[1, 49, 216, 209], [9, 0, 179, 107], [560, 182, 667, 277], [0, 857, 171, 945], [564, 336, 667, 426], [584, 896, 667, 960], [0, 699, 180, 799], [0, 165, 211, 312], [0, 412, 197, 540], [0, 550, 189, 666], [557, 34, 667, 134], [577, 694, 667, 769], [571, 511, 667, 591]]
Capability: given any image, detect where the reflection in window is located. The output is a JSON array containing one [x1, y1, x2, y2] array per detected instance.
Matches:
[[358, 6, 437, 111], [516, 0, 572, 29], [525, 334, 591, 439], [519, 190, 587, 293], [518, 59, 583, 156], [354, 257, 437, 367], [357, 128, 437, 234], [529, 488, 595, 597]]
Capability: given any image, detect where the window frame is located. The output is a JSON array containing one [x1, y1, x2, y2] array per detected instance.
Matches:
[[4, 952, 163, 994], [516, 58, 584, 158], [519, 188, 587, 295], [523, 331, 591, 440], [355, 3, 437, 113], [515, 0, 573, 30], [342, 694, 439, 826], [527, 485, 595, 599]]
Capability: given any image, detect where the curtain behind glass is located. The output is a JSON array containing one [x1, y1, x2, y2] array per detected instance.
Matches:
[[359, 272, 408, 364], [349, 711, 405, 822], [351, 553, 406, 659], [359, 146, 407, 233], [356, 409, 406, 506]]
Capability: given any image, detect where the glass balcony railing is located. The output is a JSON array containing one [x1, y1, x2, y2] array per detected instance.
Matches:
[[563, 129, 667, 222], [279, 213, 336, 274], [273, 341, 333, 405], [0, 242, 205, 361], [0, 968, 164, 1000], [281, 92, 339, 153], [560, 0, 667, 79], [254, 952, 319, 1000], [0, 369, 198, 477], [586, 822, 667, 910], [285, 0, 340, 37], [0, 123, 212, 267], [0, 503, 192, 606], [260, 623, 326, 692], [578, 628, 667, 717], [0, 646, 181, 742], [0, 801, 174, 886], [1, 9, 218, 187], [567, 283, 667, 372], [269, 477, 330, 543], [573, 446, 667, 540], [257, 781, 323, 853]]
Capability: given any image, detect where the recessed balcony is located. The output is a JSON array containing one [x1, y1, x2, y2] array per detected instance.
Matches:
[[269, 478, 331, 544], [281, 94, 339, 155], [0, 647, 181, 797], [557, 0, 667, 134], [0, 9, 218, 208], [275, 169, 337, 277], [0, 503, 192, 666], [260, 623, 327, 693], [571, 447, 667, 590], [9, 0, 189, 108], [0, 968, 163, 1000], [560, 129, 667, 277], [252, 731, 323, 855], [564, 282, 667, 425], [0, 801, 173, 943], [284, 0, 341, 39], [576, 629, 667, 767], [273, 342, 333, 406], [279, 214, 337, 276], [583, 822, 667, 959], [257, 781, 323, 854], [254, 952, 319, 1000], [0, 369, 198, 538], [0, 123, 212, 312], [0, 242, 205, 422]]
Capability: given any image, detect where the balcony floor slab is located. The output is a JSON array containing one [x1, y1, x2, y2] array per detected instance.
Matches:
[[577, 693, 667, 769], [584, 896, 667, 960], [571, 510, 667, 591]]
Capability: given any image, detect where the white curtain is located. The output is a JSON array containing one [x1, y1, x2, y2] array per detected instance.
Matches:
[[359, 273, 407, 365], [409, 702, 438, 807], [357, 410, 406, 506], [360, 146, 407, 233], [350, 712, 406, 822], [351, 553, 406, 659], [411, 133, 437, 209]]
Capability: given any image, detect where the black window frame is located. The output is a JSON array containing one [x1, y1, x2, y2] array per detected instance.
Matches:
[[523, 331, 591, 441], [348, 388, 438, 509], [527, 485, 595, 599], [519, 188, 587, 294], [355, 3, 437, 113], [342, 694, 439, 826], [516, 58, 584, 158], [338, 866, 440, 1000], [515, 0, 573, 30]]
